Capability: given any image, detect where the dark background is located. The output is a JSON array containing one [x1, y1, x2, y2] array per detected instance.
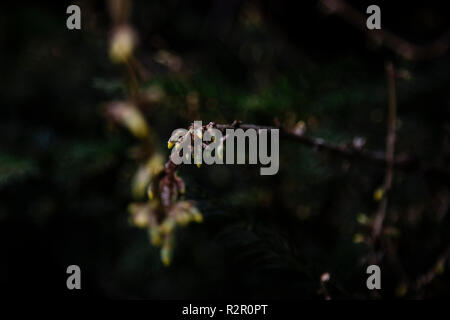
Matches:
[[0, 0, 449, 298]]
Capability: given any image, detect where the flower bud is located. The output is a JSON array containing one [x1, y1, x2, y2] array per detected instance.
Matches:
[[107, 102, 149, 139], [149, 227, 162, 246], [191, 211, 203, 223], [160, 235, 174, 266], [189, 207, 203, 223], [128, 203, 150, 228], [147, 153, 165, 176], [356, 213, 369, 225], [161, 245, 172, 266], [353, 233, 364, 244], [132, 209, 149, 228], [131, 165, 151, 198], [175, 211, 191, 226], [373, 187, 384, 201], [147, 185, 154, 200], [160, 218, 175, 234]]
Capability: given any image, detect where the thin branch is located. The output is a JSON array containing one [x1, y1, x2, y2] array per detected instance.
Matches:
[[414, 246, 450, 295], [216, 122, 410, 168], [130, 55, 150, 81], [372, 61, 397, 239], [163, 120, 449, 184], [160, 114, 449, 216], [320, 0, 450, 61]]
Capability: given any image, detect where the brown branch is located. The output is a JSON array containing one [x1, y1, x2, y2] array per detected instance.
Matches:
[[320, 0, 450, 61], [372, 61, 397, 239], [216, 122, 411, 168], [130, 55, 150, 82], [163, 119, 449, 189], [215, 123, 448, 178], [414, 246, 450, 295], [160, 115, 449, 215]]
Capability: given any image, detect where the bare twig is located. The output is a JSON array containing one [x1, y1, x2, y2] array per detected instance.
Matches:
[[372, 61, 397, 239], [414, 246, 450, 295], [216, 122, 410, 168], [161, 114, 450, 217], [163, 119, 449, 192]]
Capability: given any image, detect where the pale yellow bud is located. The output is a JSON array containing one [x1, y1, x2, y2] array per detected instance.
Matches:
[[160, 235, 174, 266], [107, 102, 149, 139], [161, 246, 172, 266], [116, 104, 149, 139], [191, 212, 203, 223], [132, 210, 149, 228], [109, 25, 136, 63], [189, 207, 203, 223], [353, 233, 364, 244], [131, 165, 151, 198], [160, 218, 175, 234], [146, 153, 165, 176], [175, 212, 191, 226], [356, 213, 369, 225], [373, 188, 384, 201], [217, 144, 223, 160], [149, 227, 162, 246], [147, 186, 154, 200]]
